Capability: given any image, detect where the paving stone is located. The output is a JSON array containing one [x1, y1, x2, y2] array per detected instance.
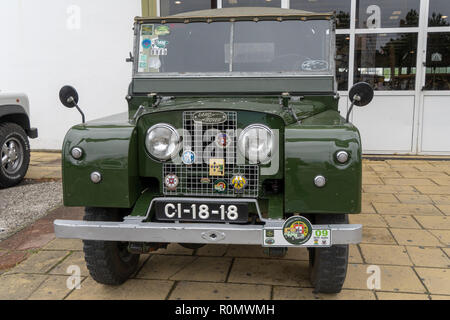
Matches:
[[432, 178, 450, 186], [373, 203, 441, 216], [43, 238, 83, 251], [225, 245, 269, 258], [349, 245, 364, 264], [361, 202, 376, 214], [399, 171, 448, 179], [395, 194, 433, 204], [374, 171, 402, 178], [169, 281, 271, 300], [170, 257, 232, 282], [383, 178, 436, 186], [415, 185, 450, 195], [151, 243, 195, 256], [376, 292, 429, 300], [195, 245, 228, 257], [28, 275, 82, 300], [136, 255, 196, 280], [0, 273, 47, 299], [414, 164, 444, 172], [349, 214, 386, 228], [273, 287, 375, 300], [429, 230, 450, 245], [383, 215, 421, 229], [437, 205, 450, 215], [363, 177, 384, 185], [362, 227, 397, 245], [8, 250, 70, 274], [0, 250, 30, 271], [362, 193, 399, 203], [390, 229, 441, 246], [344, 264, 426, 293], [228, 258, 310, 287], [49, 252, 89, 277], [389, 165, 419, 172], [363, 185, 419, 194], [414, 216, 450, 230], [359, 244, 412, 266], [66, 278, 174, 300], [430, 195, 450, 205], [415, 268, 450, 295], [406, 247, 450, 268], [430, 295, 450, 300]]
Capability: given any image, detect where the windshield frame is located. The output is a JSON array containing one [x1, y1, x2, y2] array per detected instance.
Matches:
[[132, 17, 336, 79]]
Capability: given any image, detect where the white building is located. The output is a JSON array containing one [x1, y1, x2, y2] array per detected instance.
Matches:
[[1, 0, 450, 155]]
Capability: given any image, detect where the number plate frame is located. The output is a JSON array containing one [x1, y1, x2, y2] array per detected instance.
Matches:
[[154, 200, 249, 223]]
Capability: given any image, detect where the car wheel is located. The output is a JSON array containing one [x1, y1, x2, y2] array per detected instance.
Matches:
[[83, 207, 140, 285], [0, 122, 30, 188], [308, 214, 349, 294], [178, 243, 205, 250]]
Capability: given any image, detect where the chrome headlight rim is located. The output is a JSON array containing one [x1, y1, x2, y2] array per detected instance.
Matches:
[[238, 124, 274, 164], [145, 123, 181, 161]]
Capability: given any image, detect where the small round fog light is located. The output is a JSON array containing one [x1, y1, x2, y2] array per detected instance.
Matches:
[[90, 171, 102, 184], [314, 175, 326, 188], [71, 147, 83, 160], [336, 151, 349, 164]]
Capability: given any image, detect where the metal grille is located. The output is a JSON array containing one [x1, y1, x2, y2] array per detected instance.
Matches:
[[162, 111, 259, 197]]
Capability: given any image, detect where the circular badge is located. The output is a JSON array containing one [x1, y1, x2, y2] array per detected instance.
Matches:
[[215, 132, 231, 148], [164, 174, 179, 191], [182, 150, 195, 165], [282, 216, 313, 245], [214, 179, 227, 193], [142, 39, 152, 49], [231, 175, 247, 192]]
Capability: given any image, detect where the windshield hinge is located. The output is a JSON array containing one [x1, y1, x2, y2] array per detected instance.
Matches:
[[281, 92, 300, 123]]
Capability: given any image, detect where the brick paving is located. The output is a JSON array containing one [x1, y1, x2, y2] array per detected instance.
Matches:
[[0, 153, 449, 300]]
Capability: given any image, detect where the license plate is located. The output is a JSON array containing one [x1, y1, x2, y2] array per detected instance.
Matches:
[[155, 200, 248, 223]]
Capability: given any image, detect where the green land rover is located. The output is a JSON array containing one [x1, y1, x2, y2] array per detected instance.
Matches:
[[55, 7, 374, 294]]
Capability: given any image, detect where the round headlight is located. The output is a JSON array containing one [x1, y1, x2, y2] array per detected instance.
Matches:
[[145, 124, 180, 160], [238, 124, 273, 164]]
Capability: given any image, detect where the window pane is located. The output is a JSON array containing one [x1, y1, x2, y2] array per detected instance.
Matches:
[[336, 34, 350, 90], [356, 0, 420, 28], [429, 0, 450, 27], [223, 0, 281, 8], [161, 0, 216, 16], [425, 32, 450, 90], [290, 0, 351, 29], [354, 33, 418, 90]]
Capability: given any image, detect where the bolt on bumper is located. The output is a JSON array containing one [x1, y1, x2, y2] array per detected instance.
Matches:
[[54, 218, 362, 247]]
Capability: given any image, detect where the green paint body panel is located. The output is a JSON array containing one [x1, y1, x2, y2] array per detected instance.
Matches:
[[284, 110, 362, 214]]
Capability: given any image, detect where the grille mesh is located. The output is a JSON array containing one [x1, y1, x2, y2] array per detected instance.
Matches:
[[162, 111, 259, 197]]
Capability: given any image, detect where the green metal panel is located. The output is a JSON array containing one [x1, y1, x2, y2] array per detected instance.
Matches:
[[62, 113, 143, 208], [284, 110, 362, 215]]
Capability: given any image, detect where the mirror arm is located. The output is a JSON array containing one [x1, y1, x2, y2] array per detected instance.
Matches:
[[345, 94, 361, 123], [67, 96, 86, 124]]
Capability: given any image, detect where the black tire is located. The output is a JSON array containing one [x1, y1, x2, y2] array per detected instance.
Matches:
[[178, 243, 205, 250], [0, 122, 30, 188], [83, 207, 139, 285], [308, 214, 349, 294]]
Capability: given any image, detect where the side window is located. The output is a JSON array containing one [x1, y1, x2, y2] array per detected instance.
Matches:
[[160, 0, 215, 16], [223, 0, 281, 8], [336, 35, 350, 90], [429, 0, 450, 27], [425, 32, 450, 90]]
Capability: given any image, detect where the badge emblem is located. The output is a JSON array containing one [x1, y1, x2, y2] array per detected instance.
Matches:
[[216, 132, 231, 148], [265, 238, 275, 245], [209, 158, 225, 176], [142, 39, 152, 49], [193, 111, 227, 124], [282, 216, 312, 245], [214, 179, 227, 193], [164, 174, 179, 191], [231, 175, 247, 191], [155, 25, 171, 36], [182, 150, 195, 165]]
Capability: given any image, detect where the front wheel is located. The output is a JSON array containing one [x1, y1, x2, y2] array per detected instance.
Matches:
[[0, 122, 30, 188], [308, 214, 349, 294], [83, 207, 139, 285]]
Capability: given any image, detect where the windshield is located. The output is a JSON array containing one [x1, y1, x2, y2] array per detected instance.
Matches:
[[136, 20, 332, 75]]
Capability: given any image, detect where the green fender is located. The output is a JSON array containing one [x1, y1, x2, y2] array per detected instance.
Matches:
[[284, 110, 362, 214], [62, 113, 143, 208]]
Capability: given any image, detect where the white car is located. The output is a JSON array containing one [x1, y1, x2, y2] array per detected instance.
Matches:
[[0, 92, 38, 188]]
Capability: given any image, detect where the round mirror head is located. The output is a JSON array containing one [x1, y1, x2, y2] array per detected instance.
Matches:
[[349, 82, 374, 107], [59, 85, 79, 108]]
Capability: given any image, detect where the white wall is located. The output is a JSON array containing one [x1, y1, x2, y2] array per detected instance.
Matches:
[[0, 0, 141, 150]]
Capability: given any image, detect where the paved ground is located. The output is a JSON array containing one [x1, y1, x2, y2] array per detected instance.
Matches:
[[0, 152, 449, 300]]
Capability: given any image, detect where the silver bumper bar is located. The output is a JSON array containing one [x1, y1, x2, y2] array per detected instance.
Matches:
[[54, 219, 362, 247]]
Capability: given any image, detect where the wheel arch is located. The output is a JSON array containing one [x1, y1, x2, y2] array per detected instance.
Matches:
[[0, 105, 31, 131]]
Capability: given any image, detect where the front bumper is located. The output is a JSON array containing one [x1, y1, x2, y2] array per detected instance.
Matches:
[[54, 218, 362, 248]]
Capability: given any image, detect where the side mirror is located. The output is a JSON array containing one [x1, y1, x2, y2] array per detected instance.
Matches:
[[346, 82, 374, 122], [59, 85, 85, 123]]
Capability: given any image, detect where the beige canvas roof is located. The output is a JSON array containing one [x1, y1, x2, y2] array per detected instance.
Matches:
[[136, 7, 333, 23]]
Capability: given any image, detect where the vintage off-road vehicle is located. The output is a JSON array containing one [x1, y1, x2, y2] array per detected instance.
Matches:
[[0, 92, 38, 188], [55, 7, 374, 293]]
